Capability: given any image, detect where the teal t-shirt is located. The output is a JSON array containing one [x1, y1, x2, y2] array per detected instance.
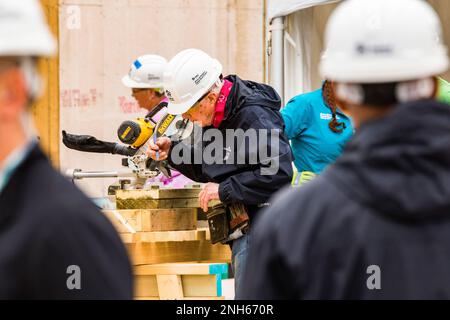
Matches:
[[281, 88, 354, 174]]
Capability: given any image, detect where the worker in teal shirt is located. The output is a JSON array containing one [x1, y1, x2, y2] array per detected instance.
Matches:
[[281, 81, 354, 186]]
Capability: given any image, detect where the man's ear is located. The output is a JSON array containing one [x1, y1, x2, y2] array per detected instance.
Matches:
[[0, 68, 28, 117], [207, 91, 219, 105]]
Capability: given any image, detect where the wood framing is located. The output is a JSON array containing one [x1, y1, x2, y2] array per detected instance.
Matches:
[[34, 0, 60, 167], [126, 240, 231, 266], [134, 262, 229, 299], [103, 208, 198, 233]]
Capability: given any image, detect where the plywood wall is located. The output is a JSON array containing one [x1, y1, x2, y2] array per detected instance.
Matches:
[[59, 0, 265, 198]]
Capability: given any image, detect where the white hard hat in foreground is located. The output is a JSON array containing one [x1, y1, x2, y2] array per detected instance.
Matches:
[[122, 55, 168, 89], [320, 0, 449, 83], [163, 49, 223, 115], [0, 0, 56, 57]]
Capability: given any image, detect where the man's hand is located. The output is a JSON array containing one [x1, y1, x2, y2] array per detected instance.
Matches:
[[146, 137, 171, 161], [199, 183, 220, 212]]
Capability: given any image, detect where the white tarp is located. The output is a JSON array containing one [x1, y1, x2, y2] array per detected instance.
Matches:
[[268, 0, 339, 20], [266, 1, 340, 102], [282, 2, 339, 101]]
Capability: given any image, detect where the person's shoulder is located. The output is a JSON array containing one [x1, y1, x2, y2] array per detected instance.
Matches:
[[285, 89, 322, 107], [234, 104, 283, 129]]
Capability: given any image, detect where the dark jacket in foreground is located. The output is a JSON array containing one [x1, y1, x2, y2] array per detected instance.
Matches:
[[0, 145, 133, 299], [169, 75, 293, 219], [239, 100, 450, 299]]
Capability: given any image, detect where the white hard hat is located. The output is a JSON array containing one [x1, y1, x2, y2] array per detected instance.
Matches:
[[122, 55, 168, 89], [0, 0, 56, 57], [163, 49, 223, 115], [320, 0, 449, 83]]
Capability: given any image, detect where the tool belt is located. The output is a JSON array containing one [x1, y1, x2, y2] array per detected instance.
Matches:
[[206, 203, 250, 244]]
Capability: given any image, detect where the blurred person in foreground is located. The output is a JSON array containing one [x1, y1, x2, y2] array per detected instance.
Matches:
[[0, 0, 132, 299], [239, 0, 450, 299]]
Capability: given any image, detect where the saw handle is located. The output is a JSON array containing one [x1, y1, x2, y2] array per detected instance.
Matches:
[[144, 101, 167, 124]]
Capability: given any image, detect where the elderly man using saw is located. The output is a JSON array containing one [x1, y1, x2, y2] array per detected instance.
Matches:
[[147, 48, 293, 293]]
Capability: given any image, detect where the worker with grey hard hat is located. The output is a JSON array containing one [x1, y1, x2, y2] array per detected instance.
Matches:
[[0, 0, 132, 299], [240, 0, 450, 299]]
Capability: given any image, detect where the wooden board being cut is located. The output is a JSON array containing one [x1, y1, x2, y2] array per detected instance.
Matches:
[[103, 208, 197, 233], [115, 187, 221, 210], [116, 187, 203, 200], [115, 197, 220, 210]]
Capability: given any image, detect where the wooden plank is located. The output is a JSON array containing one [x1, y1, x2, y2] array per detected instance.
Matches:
[[135, 274, 223, 298], [116, 187, 203, 200], [103, 210, 141, 233], [116, 197, 220, 210], [119, 229, 207, 244], [182, 275, 218, 297], [147, 209, 196, 232], [103, 208, 197, 233], [156, 275, 184, 300], [134, 275, 158, 298], [127, 240, 231, 266], [134, 262, 228, 277]]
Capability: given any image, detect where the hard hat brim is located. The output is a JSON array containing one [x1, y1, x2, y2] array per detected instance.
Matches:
[[121, 75, 155, 89], [0, 33, 56, 57], [166, 100, 196, 115]]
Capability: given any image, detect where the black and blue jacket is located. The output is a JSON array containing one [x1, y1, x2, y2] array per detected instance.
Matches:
[[169, 75, 293, 220]]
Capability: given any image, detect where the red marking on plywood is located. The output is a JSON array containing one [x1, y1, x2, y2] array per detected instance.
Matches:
[[61, 88, 102, 108], [118, 96, 141, 114]]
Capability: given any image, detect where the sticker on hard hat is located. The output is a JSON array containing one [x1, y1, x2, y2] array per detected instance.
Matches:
[[355, 44, 393, 55], [134, 60, 142, 69], [165, 90, 174, 102], [147, 74, 160, 80], [192, 71, 208, 85]]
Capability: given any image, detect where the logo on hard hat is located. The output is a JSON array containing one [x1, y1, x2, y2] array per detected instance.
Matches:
[[147, 74, 160, 81], [192, 71, 208, 85], [355, 43, 393, 56], [165, 90, 174, 101]]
